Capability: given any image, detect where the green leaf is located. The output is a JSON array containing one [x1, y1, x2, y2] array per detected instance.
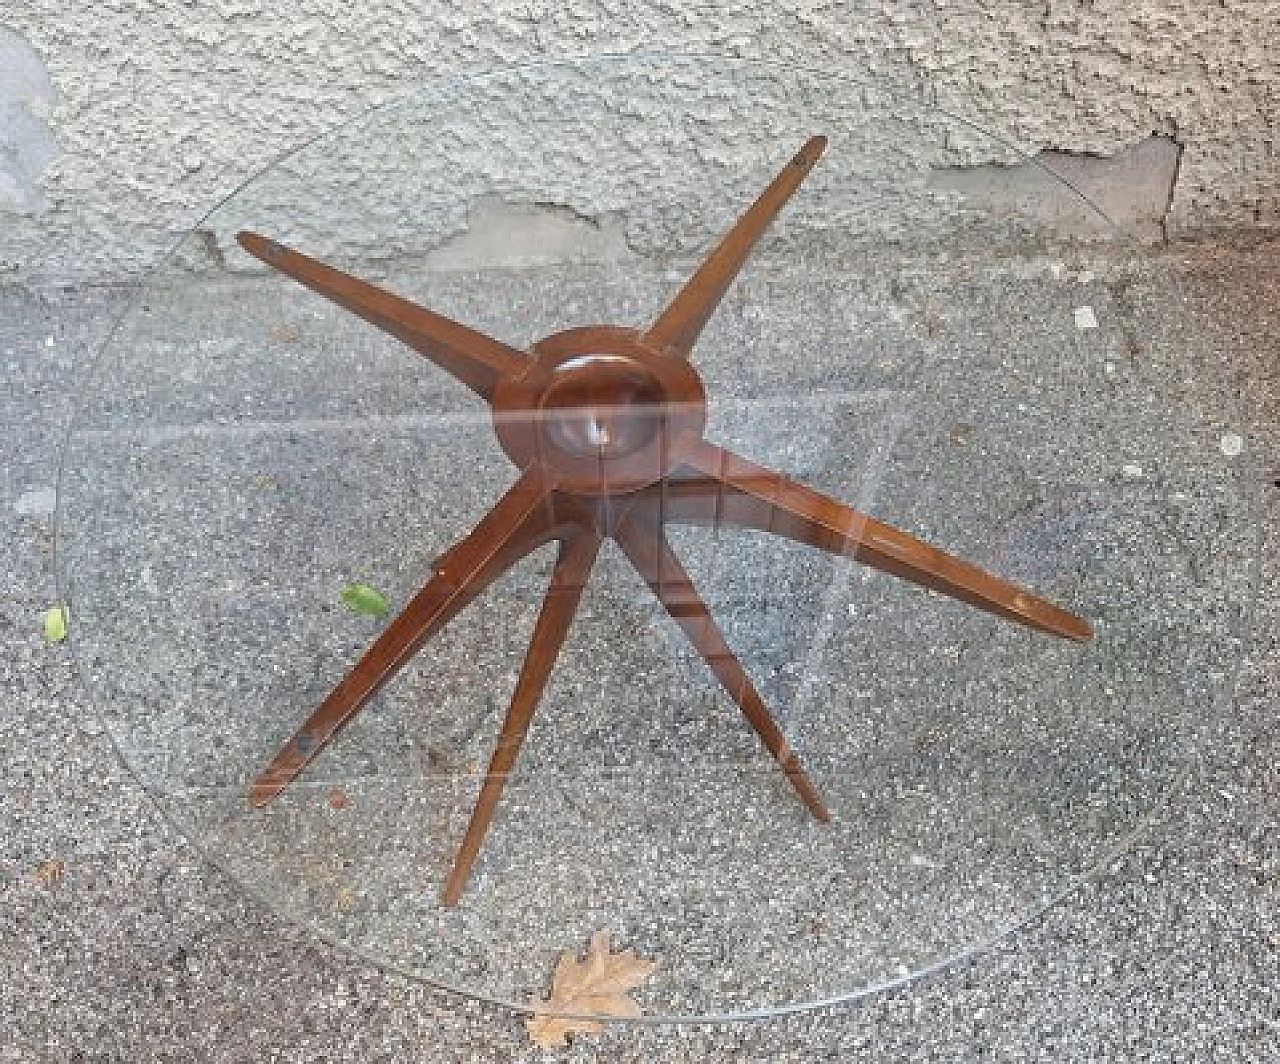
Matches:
[[340, 582, 389, 618], [43, 604, 68, 643]]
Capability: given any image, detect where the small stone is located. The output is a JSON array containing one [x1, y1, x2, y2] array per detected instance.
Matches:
[[269, 323, 302, 344], [1073, 306, 1098, 330], [15, 485, 56, 516], [1219, 432, 1244, 457], [1122, 463, 1143, 479]]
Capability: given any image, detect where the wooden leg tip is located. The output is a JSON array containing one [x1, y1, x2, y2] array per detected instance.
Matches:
[[247, 781, 280, 808]]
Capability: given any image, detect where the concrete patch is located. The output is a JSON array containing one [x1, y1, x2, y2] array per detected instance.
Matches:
[[422, 197, 634, 270], [930, 135, 1182, 245], [0, 26, 59, 215]]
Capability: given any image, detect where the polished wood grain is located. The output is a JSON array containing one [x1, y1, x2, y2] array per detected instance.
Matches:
[[247, 470, 558, 809], [616, 495, 830, 821], [236, 231, 526, 400], [440, 529, 602, 906], [645, 136, 827, 357], [666, 441, 1093, 642]]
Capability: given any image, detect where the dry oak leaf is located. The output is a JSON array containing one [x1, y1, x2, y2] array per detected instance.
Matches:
[[526, 930, 656, 1048], [35, 859, 65, 887]]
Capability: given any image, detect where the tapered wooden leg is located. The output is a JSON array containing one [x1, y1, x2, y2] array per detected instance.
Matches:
[[440, 529, 602, 906], [248, 471, 557, 808], [616, 500, 830, 821], [665, 440, 1093, 642], [236, 232, 527, 401], [644, 136, 828, 358]]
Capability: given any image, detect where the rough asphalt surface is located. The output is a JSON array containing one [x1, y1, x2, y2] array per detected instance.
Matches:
[[2, 240, 1278, 1061]]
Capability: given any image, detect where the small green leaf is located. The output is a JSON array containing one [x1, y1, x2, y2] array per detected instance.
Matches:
[[43, 604, 68, 643], [340, 582, 389, 618]]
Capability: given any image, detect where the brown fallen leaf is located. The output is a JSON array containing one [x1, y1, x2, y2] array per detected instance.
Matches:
[[525, 930, 656, 1048], [328, 787, 348, 810], [35, 859, 65, 887], [300, 854, 360, 913]]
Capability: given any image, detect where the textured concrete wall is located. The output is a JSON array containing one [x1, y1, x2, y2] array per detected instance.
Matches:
[[1, 2, 1277, 287], [0, 26, 59, 216]]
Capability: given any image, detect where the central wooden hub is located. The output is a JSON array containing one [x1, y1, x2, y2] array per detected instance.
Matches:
[[492, 325, 707, 495], [539, 354, 665, 459]]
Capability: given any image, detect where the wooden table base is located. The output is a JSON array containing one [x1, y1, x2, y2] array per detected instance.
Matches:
[[238, 135, 1092, 906]]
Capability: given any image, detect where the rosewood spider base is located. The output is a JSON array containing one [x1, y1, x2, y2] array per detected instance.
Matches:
[[237, 135, 1092, 907]]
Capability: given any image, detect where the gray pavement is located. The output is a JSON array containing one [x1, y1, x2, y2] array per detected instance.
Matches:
[[2, 239, 1278, 1060]]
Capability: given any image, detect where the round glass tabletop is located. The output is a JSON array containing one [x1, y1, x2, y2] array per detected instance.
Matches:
[[56, 55, 1258, 1021]]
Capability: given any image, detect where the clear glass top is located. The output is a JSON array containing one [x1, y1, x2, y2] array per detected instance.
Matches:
[[57, 55, 1258, 1021]]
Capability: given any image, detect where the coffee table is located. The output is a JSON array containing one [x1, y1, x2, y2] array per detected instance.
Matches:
[[57, 54, 1259, 1022]]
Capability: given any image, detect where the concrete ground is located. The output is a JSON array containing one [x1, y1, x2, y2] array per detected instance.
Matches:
[[2, 237, 1278, 1061]]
